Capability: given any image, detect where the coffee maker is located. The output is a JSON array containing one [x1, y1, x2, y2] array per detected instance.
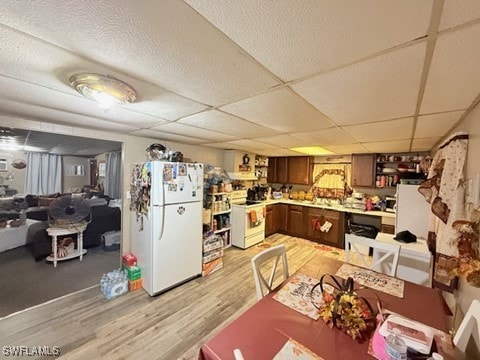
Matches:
[[247, 185, 269, 202]]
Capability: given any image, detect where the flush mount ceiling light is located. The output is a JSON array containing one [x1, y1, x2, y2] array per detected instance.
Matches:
[[69, 73, 137, 110], [290, 146, 334, 156]]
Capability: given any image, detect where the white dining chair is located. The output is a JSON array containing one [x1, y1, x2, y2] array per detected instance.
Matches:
[[453, 299, 480, 354], [251, 244, 289, 300], [345, 234, 401, 277]]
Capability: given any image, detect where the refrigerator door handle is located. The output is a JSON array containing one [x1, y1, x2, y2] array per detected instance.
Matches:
[[154, 204, 165, 240]]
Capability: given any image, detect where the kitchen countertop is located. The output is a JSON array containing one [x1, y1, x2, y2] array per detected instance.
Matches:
[[261, 199, 396, 218]]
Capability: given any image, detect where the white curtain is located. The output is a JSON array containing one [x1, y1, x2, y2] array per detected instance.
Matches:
[[104, 151, 122, 199], [311, 163, 351, 199], [25, 153, 62, 195]]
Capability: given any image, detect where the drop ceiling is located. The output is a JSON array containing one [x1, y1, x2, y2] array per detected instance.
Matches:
[[0, 128, 121, 157], [0, 0, 479, 156]]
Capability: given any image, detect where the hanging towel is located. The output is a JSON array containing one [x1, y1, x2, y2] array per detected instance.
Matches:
[[249, 210, 257, 223]]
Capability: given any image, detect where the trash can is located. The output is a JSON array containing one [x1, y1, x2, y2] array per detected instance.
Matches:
[[346, 220, 379, 255]]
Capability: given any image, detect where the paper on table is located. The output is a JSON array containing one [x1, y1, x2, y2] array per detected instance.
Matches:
[[273, 273, 323, 320], [273, 338, 325, 360], [335, 263, 404, 298]]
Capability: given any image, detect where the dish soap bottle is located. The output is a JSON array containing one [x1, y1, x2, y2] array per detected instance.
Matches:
[[386, 329, 407, 360]]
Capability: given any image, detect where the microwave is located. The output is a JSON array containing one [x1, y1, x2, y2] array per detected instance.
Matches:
[[385, 196, 396, 213]]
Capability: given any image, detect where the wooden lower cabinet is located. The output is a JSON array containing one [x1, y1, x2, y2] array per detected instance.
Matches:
[[265, 205, 275, 237], [288, 205, 306, 238], [276, 204, 288, 233], [264, 203, 344, 249], [306, 207, 345, 248]]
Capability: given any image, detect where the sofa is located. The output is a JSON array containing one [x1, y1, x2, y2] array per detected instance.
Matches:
[[24, 197, 121, 261]]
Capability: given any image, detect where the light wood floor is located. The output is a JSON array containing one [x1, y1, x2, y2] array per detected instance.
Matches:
[[0, 234, 320, 360]]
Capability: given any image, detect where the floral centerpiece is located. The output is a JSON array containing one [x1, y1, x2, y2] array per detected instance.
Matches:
[[311, 275, 376, 340]]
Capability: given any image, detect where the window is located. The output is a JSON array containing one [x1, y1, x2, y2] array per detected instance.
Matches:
[[65, 164, 85, 176]]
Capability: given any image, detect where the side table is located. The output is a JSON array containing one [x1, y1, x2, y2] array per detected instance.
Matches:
[[46, 222, 88, 267]]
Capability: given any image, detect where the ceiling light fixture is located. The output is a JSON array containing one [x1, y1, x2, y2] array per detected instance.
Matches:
[[290, 146, 334, 156], [69, 73, 137, 110]]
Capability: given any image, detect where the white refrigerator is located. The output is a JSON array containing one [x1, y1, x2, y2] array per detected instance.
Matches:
[[130, 161, 204, 296], [395, 184, 430, 239]]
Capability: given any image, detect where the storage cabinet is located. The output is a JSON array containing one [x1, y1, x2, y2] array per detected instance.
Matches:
[[306, 207, 344, 248], [265, 203, 290, 237], [288, 205, 306, 238], [265, 205, 275, 237], [276, 204, 288, 233], [288, 156, 313, 185], [267, 156, 312, 185], [351, 154, 376, 187]]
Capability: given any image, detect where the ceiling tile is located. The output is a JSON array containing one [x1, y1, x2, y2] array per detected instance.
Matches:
[[0, 0, 279, 106], [439, 0, 480, 30], [186, 0, 432, 80], [292, 127, 357, 146], [0, 76, 170, 129], [411, 137, 441, 151], [257, 149, 302, 157], [0, 99, 136, 132], [363, 140, 411, 153], [323, 143, 371, 155], [220, 88, 333, 133], [421, 24, 480, 114], [150, 122, 238, 142], [178, 110, 280, 138], [415, 111, 464, 138], [343, 118, 414, 142], [210, 139, 279, 152], [293, 42, 426, 126], [129, 129, 207, 145], [250, 134, 309, 148]]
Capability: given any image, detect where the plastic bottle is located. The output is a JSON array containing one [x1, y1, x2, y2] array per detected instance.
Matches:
[[386, 329, 407, 360], [212, 219, 217, 231]]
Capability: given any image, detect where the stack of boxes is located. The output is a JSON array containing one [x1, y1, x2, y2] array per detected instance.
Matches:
[[122, 253, 142, 292]]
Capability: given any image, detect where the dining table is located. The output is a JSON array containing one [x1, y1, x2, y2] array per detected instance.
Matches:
[[198, 253, 453, 360]]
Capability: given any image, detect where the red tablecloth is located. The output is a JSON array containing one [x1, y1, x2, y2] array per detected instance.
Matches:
[[199, 255, 451, 360]]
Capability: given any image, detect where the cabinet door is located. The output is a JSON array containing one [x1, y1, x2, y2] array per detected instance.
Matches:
[[265, 205, 275, 237], [275, 157, 289, 184], [288, 205, 305, 237], [321, 210, 342, 247], [276, 204, 288, 232], [306, 208, 344, 248], [351, 154, 375, 187], [288, 156, 313, 185], [267, 157, 276, 183]]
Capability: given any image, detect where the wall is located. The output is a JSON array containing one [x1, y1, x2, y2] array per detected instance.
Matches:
[[0, 150, 27, 195], [62, 156, 90, 192]]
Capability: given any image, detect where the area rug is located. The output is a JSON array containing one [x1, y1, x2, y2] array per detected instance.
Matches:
[[247, 233, 371, 267]]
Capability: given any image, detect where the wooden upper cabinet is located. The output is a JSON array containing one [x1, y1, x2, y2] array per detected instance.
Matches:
[[275, 157, 289, 184], [288, 156, 313, 185], [351, 154, 375, 187], [267, 157, 277, 183]]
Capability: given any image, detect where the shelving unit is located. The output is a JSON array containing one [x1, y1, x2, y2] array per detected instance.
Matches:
[[255, 155, 268, 182], [202, 191, 232, 276], [375, 152, 428, 188]]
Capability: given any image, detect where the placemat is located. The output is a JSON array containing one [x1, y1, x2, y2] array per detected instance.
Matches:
[[273, 273, 322, 320], [274, 338, 325, 360], [335, 263, 404, 298]]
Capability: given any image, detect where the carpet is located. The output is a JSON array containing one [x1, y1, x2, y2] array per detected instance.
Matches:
[[0, 245, 120, 318]]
